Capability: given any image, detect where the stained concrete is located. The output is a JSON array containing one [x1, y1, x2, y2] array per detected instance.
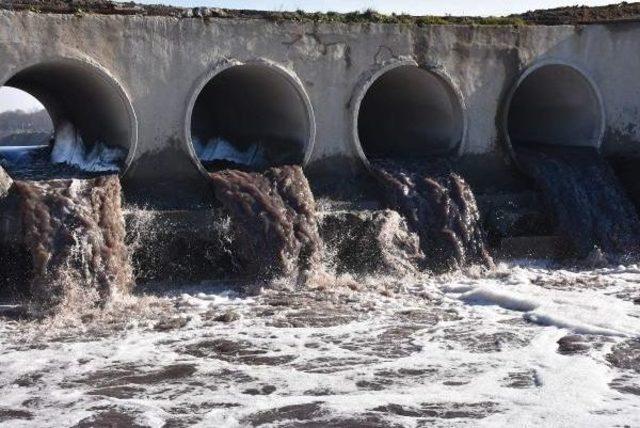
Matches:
[[0, 11, 639, 204]]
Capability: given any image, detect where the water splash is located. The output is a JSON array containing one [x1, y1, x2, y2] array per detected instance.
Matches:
[[210, 165, 323, 285], [370, 158, 493, 272], [516, 145, 640, 259], [319, 207, 425, 276], [0, 164, 12, 197], [14, 175, 133, 313], [51, 122, 125, 173]]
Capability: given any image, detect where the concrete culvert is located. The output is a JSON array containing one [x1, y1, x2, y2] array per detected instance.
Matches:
[[0, 59, 136, 179], [357, 65, 464, 160], [506, 63, 604, 150], [190, 63, 313, 171]]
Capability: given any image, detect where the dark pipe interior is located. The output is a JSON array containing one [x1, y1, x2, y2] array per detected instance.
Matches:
[[5, 60, 133, 159], [507, 64, 601, 149], [358, 65, 463, 160], [190, 64, 310, 170]]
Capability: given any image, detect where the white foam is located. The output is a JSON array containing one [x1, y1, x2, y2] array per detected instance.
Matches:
[[524, 312, 626, 336], [1, 266, 639, 427], [50, 122, 124, 172], [449, 265, 640, 337], [194, 137, 264, 166], [459, 287, 540, 312]]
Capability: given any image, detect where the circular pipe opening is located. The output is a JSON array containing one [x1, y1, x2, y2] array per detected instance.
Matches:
[[0, 59, 137, 179], [355, 64, 465, 163], [504, 62, 604, 153], [188, 62, 315, 172]]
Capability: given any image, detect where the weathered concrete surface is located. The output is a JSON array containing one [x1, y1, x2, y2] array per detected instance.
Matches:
[[1, 10, 639, 203]]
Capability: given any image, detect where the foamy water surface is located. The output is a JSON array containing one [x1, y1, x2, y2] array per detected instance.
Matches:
[[0, 263, 639, 427]]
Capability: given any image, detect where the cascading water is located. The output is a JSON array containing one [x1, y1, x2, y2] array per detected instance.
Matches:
[[370, 158, 494, 272], [0, 122, 125, 180], [2, 127, 640, 428], [209, 165, 323, 284], [50, 122, 125, 173], [515, 145, 640, 259], [194, 137, 266, 170], [14, 175, 133, 311]]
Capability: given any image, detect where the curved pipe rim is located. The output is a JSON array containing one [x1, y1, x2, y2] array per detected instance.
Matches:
[[350, 59, 468, 171], [500, 59, 606, 168], [183, 58, 317, 177], [0, 55, 139, 176]]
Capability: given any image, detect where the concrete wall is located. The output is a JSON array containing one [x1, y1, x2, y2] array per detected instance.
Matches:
[[1, 11, 639, 204]]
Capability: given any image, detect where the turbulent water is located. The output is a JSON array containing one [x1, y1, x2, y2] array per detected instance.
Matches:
[[210, 165, 323, 284], [370, 159, 493, 272], [194, 137, 266, 169], [319, 206, 426, 276], [0, 264, 638, 427], [14, 175, 133, 310], [50, 122, 125, 173], [516, 146, 640, 259], [0, 122, 125, 180], [1, 147, 640, 426]]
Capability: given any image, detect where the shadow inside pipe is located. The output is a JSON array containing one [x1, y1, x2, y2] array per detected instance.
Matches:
[[0, 60, 134, 181]]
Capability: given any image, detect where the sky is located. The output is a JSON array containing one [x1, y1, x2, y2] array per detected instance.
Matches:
[[0, 87, 45, 113], [0, 0, 613, 112]]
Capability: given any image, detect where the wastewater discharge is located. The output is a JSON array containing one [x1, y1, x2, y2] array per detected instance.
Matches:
[[516, 145, 640, 259], [2, 152, 640, 427], [210, 165, 323, 284], [0, 122, 125, 180], [14, 175, 133, 311], [51, 122, 125, 173], [370, 158, 493, 272], [194, 137, 266, 169]]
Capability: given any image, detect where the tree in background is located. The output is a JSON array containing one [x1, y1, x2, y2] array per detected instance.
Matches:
[[0, 109, 52, 134]]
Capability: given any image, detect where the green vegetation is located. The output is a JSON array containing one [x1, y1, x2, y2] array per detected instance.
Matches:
[[5, 0, 638, 26], [265, 8, 528, 26]]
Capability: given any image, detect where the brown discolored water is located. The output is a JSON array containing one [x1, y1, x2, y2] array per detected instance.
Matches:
[[0, 157, 640, 426], [370, 158, 493, 272], [210, 165, 323, 284], [1, 139, 640, 427], [1, 265, 639, 427], [14, 175, 133, 310], [516, 145, 640, 260]]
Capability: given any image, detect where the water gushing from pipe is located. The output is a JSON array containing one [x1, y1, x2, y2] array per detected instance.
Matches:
[[14, 175, 133, 312], [210, 165, 323, 285], [515, 145, 640, 260], [370, 159, 493, 272]]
